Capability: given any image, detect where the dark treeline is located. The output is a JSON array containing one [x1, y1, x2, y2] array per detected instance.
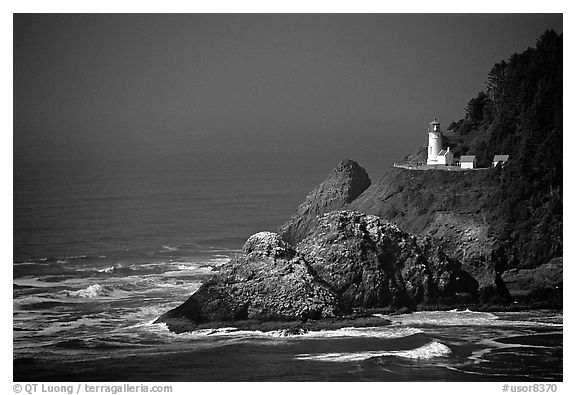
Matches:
[[446, 30, 562, 269]]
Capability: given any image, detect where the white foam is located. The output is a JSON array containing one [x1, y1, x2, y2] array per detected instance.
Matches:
[[62, 284, 111, 298], [208, 257, 230, 266], [295, 341, 451, 362], [266, 328, 311, 337], [174, 264, 213, 273], [165, 261, 200, 270], [142, 323, 423, 341], [377, 311, 498, 326], [154, 281, 202, 290], [381, 310, 563, 328], [297, 326, 424, 339]]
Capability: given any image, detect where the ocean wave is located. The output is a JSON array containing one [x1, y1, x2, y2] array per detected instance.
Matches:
[[61, 284, 113, 298], [14, 261, 45, 266], [67, 254, 89, 260], [36, 317, 108, 336], [376, 310, 499, 326], [167, 261, 201, 270], [88, 263, 168, 277], [13, 277, 84, 288], [142, 323, 273, 339], [13, 295, 60, 308], [144, 322, 423, 340], [294, 341, 451, 362], [173, 264, 215, 273], [296, 326, 424, 339], [379, 310, 562, 328], [208, 257, 231, 266]]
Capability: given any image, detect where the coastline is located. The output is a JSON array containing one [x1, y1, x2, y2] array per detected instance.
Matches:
[[158, 303, 563, 334]]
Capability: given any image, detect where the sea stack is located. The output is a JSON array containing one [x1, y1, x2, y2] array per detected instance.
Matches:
[[279, 159, 371, 245]]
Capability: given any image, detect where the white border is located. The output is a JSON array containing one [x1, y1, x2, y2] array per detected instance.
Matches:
[[3, 2, 572, 393]]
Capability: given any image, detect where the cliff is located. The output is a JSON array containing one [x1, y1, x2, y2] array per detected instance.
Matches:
[[279, 161, 561, 306], [350, 166, 504, 300]]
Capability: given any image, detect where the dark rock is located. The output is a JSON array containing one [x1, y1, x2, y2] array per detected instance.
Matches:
[[155, 232, 347, 331], [279, 160, 370, 245], [390, 306, 412, 315], [296, 210, 473, 309], [501, 257, 562, 305]]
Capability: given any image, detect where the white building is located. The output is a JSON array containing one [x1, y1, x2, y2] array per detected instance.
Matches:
[[492, 154, 509, 167], [460, 155, 477, 169], [426, 118, 443, 165], [437, 147, 454, 166]]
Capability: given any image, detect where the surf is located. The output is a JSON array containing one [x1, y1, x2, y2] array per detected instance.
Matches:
[[294, 341, 452, 362]]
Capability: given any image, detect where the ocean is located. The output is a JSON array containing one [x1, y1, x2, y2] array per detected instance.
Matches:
[[13, 154, 563, 381]]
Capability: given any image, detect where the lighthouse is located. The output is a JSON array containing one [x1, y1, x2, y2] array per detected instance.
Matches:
[[426, 117, 442, 165]]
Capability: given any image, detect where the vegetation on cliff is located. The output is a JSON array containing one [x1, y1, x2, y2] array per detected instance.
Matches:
[[376, 30, 562, 272], [443, 30, 562, 271]]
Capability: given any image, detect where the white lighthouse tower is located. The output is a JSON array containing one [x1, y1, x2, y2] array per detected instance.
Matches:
[[426, 117, 442, 165]]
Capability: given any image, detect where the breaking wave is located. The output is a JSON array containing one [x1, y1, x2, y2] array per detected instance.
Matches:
[[294, 341, 451, 362], [295, 326, 424, 339], [145, 323, 423, 340], [61, 284, 113, 298]]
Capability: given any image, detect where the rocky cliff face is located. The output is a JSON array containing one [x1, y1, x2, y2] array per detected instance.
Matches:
[[279, 161, 562, 307], [501, 257, 562, 306], [279, 159, 371, 245], [349, 166, 505, 302], [297, 211, 473, 309]]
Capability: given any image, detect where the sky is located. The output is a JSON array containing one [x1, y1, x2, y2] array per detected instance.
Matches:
[[13, 14, 563, 174]]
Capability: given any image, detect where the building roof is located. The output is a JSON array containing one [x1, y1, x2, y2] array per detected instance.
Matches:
[[430, 117, 440, 125], [438, 149, 452, 156], [493, 155, 510, 162], [460, 155, 476, 162]]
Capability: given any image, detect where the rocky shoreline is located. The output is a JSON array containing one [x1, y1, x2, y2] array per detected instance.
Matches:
[[157, 314, 394, 335], [155, 160, 562, 333]]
